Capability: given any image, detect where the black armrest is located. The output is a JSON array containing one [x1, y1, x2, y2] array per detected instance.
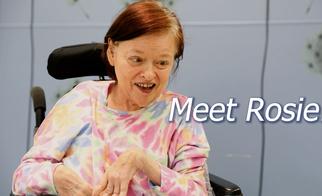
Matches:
[[209, 174, 243, 196]]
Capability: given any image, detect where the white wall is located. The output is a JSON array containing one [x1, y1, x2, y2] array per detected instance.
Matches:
[[1, 0, 321, 195]]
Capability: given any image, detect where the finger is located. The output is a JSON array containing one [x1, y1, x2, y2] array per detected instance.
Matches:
[[119, 181, 129, 196], [113, 180, 120, 195], [82, 183, 93, 196], [93, 170, 109, 195], [104, 182, 114, 195], [93, 179, 108, 196], [119, 191, 126, 196]]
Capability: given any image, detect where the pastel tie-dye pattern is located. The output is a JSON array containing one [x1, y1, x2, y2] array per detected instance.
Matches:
[[12, 81, 210, 196]]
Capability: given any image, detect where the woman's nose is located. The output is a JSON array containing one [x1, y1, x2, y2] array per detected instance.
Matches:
[[140, 64, 156, 80]]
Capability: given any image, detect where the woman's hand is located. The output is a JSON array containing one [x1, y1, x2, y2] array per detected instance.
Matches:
[[53, 164, 93, 196], [93, 149, 144, 196]]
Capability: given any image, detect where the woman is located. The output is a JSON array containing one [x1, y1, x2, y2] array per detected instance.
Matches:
[[12, 1, 210, 195]]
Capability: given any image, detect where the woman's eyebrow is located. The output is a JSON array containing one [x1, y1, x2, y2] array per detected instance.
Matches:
[[128, 49, 144, 54], [159, 54, 172, 57], [127, 50, 172, 58]]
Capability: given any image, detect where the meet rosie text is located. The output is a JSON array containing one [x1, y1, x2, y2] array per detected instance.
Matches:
[[169, 97, 321, 123]]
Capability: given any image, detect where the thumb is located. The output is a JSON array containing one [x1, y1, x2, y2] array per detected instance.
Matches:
[[92, 182, 106, 196], [93, 167, 109, 195]]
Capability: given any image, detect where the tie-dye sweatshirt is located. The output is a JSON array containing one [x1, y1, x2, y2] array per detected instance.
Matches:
[[12, 80, 210, 196]]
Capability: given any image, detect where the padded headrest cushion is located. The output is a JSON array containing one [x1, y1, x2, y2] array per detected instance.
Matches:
[[47, 43, 108, 79]]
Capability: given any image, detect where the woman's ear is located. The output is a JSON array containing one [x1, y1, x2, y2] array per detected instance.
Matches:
[[107, 38, 116, 66]]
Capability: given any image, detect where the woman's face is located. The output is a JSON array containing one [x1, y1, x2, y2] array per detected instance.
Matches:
[[107, 32, 177, 110]]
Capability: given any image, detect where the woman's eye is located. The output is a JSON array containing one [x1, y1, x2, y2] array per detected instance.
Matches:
[[128, 56, 143, 64], [156, 60, 170, 68]]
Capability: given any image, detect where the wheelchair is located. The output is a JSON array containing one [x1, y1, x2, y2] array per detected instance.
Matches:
[[11, 43, 242, 196]]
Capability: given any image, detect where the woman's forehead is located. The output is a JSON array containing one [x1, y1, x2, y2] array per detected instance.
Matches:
[[118, 33, 177, 54]]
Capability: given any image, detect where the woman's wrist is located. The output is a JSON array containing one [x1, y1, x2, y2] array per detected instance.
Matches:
[[133, 149, 161, 186], [134, 148, 146, 171]]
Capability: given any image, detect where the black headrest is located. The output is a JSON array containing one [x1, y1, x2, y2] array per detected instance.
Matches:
[[47, 43, 108, 79]]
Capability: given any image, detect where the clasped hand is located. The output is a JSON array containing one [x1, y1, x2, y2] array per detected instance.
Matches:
[[54, 149, 144, 196], [93, 148, 144, 196]]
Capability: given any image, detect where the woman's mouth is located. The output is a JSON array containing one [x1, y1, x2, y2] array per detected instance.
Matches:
[[134, 82, 156, 93]]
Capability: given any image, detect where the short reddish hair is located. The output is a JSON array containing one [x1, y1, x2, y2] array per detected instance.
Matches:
[[102, 0, 184, 80]]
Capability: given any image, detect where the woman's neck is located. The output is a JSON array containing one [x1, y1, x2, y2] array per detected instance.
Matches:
[[107, 83, 142, 112]]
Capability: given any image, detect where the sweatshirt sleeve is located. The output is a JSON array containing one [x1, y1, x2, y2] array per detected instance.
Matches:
[[12, 82, 92, 195], [150, 118, 210, 196]]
